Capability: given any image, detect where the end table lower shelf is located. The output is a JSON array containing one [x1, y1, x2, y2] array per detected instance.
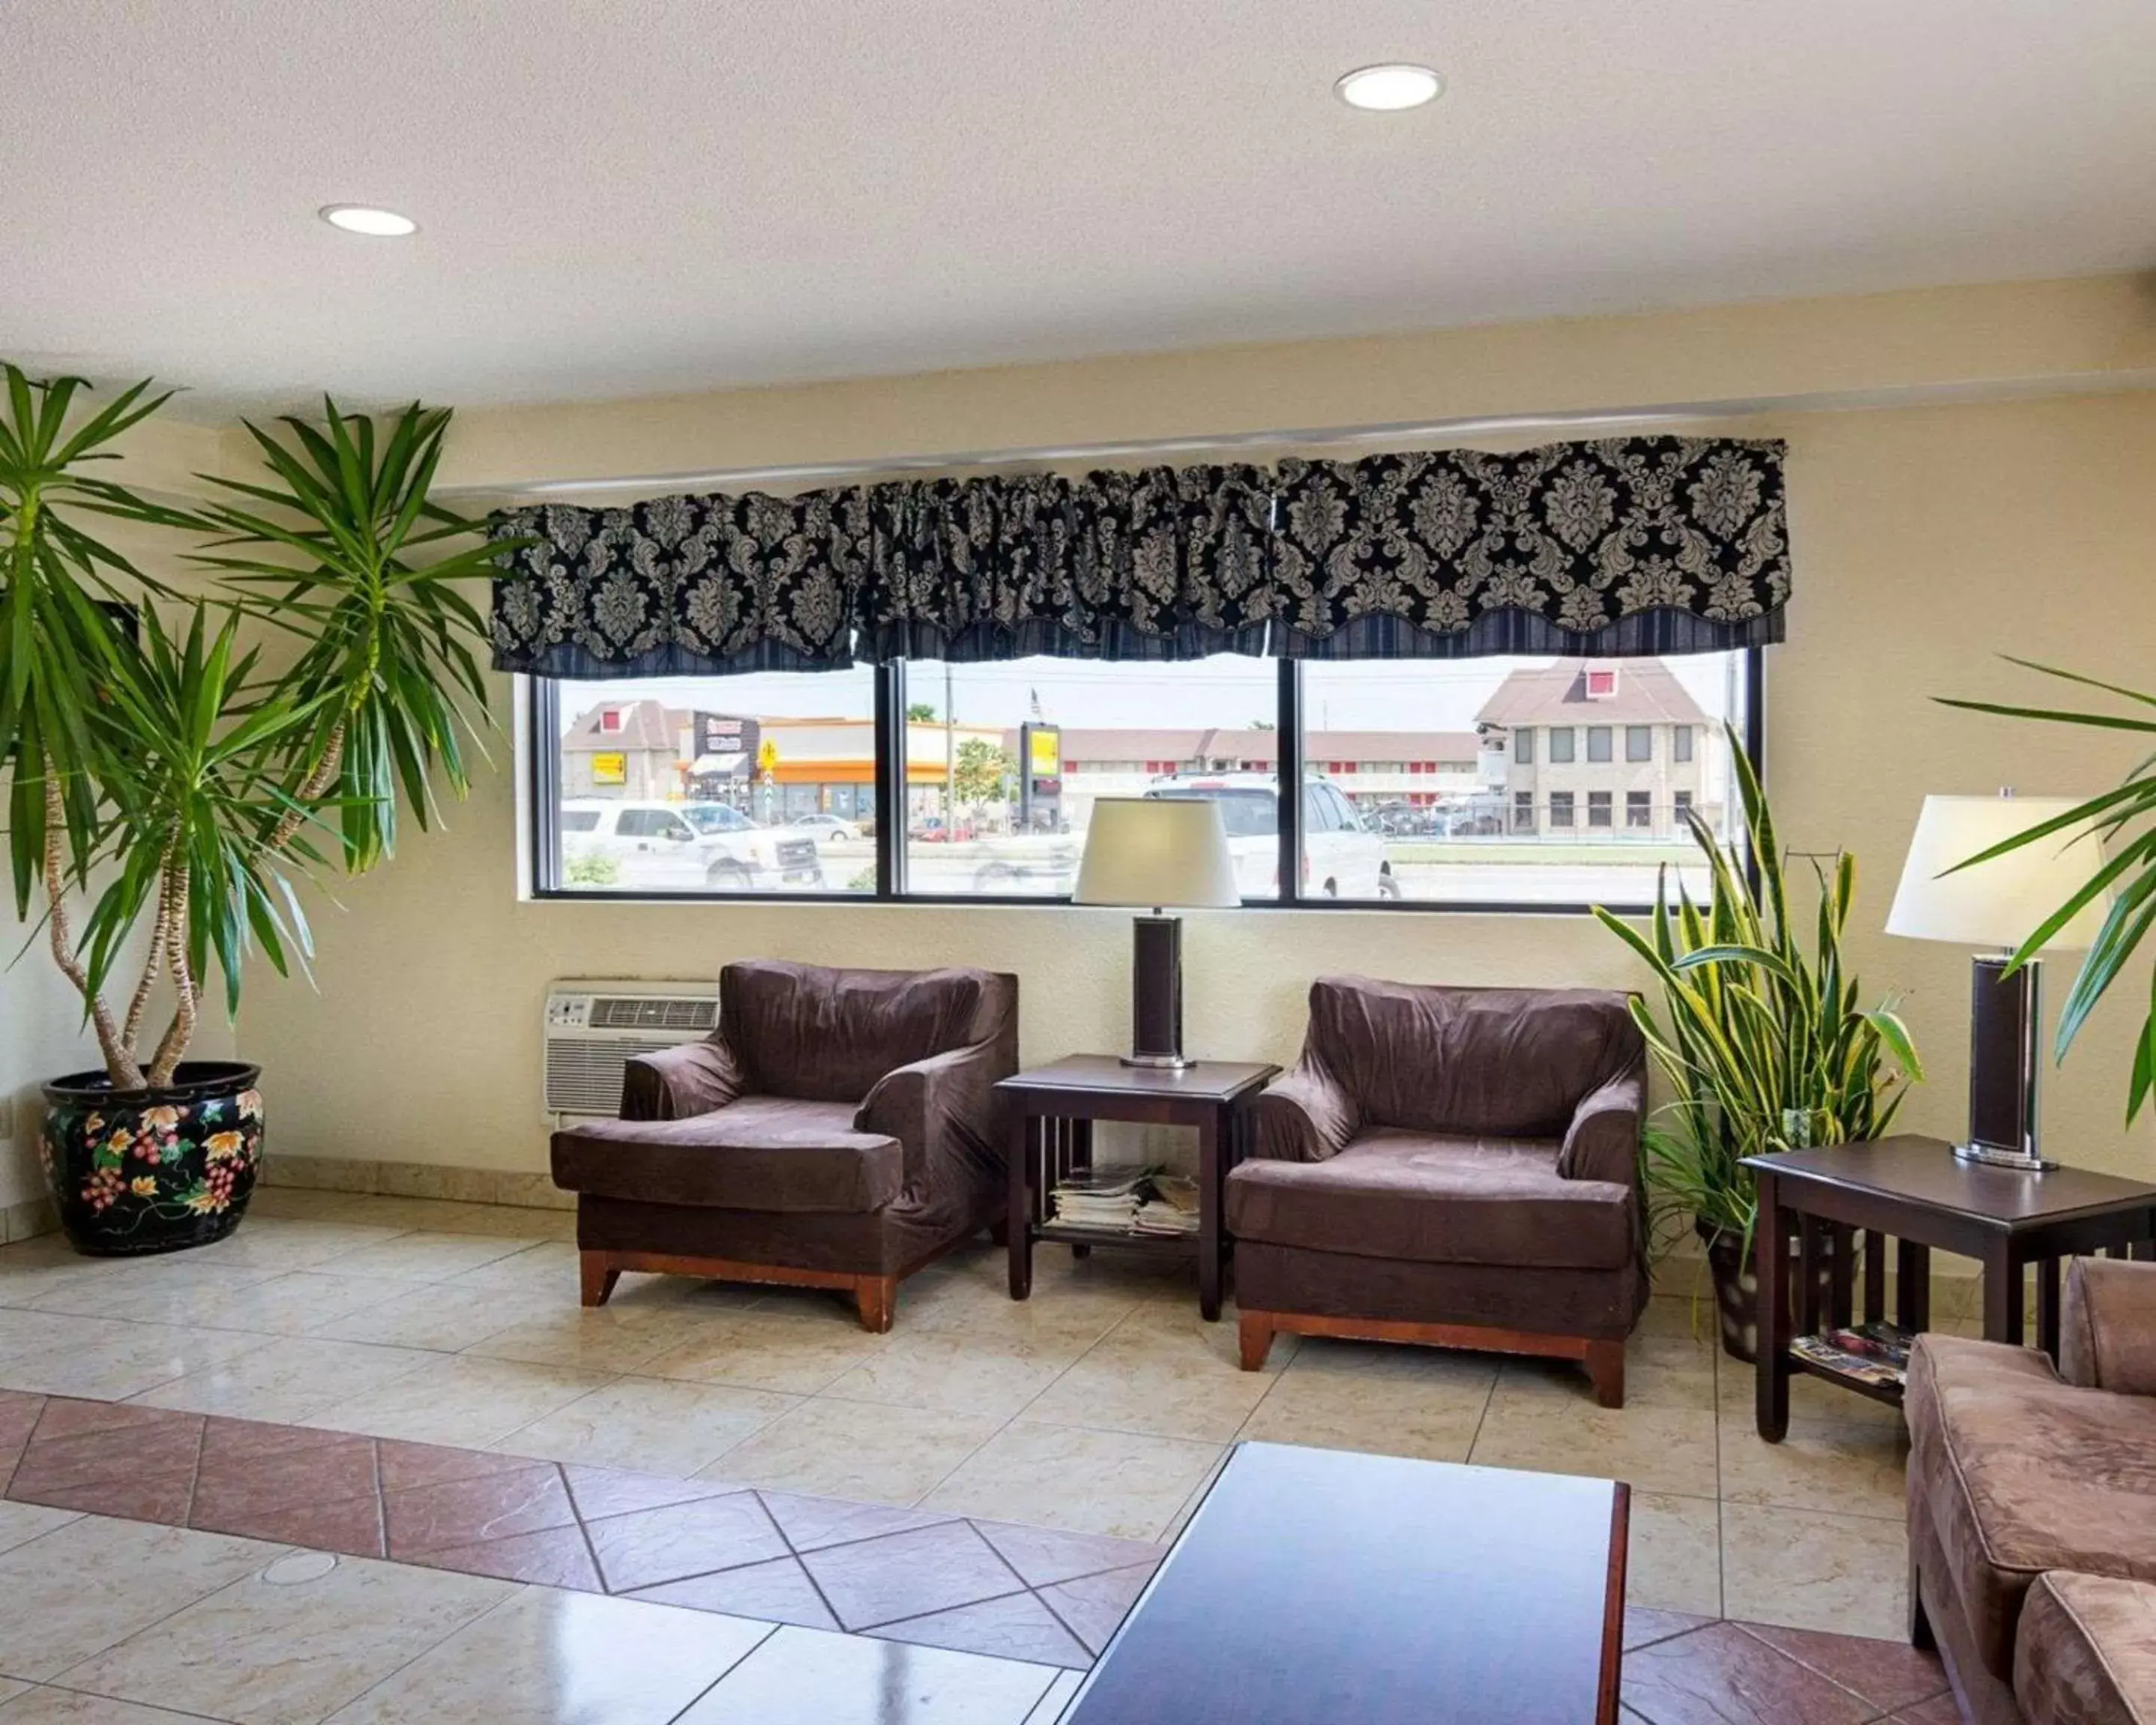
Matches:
[[998, 1055, 1277, 1321]]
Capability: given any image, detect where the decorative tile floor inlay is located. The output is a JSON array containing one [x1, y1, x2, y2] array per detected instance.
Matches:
[[1621, 1610, 1950, 1724], [0, 1387, 1162, 1670]]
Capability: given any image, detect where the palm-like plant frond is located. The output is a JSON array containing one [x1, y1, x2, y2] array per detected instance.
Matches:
[[1937, 658, 2156, 1123], [192, 399, 508, 871]]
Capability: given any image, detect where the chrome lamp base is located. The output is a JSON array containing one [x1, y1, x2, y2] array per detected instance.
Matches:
[[1120, 1052, 1192, 1071], [1952, 1141, 2057, 1173]]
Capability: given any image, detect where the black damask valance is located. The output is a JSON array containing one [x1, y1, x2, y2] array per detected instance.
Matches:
[[1270, 438, 1788, 659], [489, 490, 867, 678], [489, 435, 1789, 676], [856, 464, 1275, 663]]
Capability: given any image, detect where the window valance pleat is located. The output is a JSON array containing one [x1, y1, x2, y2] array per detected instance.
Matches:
[[489, 435, 1788, 678]]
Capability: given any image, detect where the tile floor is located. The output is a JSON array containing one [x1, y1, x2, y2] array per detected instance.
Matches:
[[0, 1186, 1976, 1721], [0, 1387, 1161, 1667], [0, 1507, 1086, 1724]]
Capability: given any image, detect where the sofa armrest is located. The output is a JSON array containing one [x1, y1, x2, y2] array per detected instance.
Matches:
[[1252, 1064, 1359, 1163], [621, 1038, 746, 1122], [1556, 1064, 1645, 1186], [2061, 1256, 2156, 1394], [856, 1043, 1003, 1192]]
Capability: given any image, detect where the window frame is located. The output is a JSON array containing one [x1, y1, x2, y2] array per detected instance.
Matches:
[[526, 649, 1764, 915]]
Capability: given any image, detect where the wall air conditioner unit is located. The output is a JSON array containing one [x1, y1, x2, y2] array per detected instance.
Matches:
[[543, 979, 722, 1119]]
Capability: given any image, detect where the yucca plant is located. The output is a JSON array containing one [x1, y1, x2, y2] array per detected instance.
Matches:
[[189, 401, 502, 871], [3, 368, 504, 1252], [1937, 660, 2156, 1123], [72, 604, 328, 1086], [1594, 725, 1924, 1261]]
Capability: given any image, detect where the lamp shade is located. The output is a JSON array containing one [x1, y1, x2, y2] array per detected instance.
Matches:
[[1886, 794, 2113, 952], [1073, 797, 1240, 909]]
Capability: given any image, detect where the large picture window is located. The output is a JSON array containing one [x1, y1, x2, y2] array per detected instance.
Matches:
[[539, 672, 878, 895], [527, 650, 1758, 911]]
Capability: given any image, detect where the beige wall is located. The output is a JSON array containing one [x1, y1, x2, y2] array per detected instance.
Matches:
[[221, 282, 2156, 1186]]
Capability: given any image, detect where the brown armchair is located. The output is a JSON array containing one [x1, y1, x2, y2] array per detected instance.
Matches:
[[551, 961, 1017, 1331], [1907, 1256, 2156, 1725], [1227, 977, 1648, 1405]]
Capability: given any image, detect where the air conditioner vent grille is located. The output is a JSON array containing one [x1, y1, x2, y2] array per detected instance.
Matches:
[[590, 997, 719, 1032]]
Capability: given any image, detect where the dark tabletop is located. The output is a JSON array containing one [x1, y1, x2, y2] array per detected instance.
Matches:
[[1746, 1135, 2156, 1228], [1065, 1441, 1623, 1725], [997, 1055, 1278, 1104]]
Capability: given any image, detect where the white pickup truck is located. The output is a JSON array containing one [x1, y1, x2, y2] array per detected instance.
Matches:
[[559, 799, 824, 892], [1142, 773, 1400, 899]]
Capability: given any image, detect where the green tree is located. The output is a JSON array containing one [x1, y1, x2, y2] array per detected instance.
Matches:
[[954, 738, 1014, 804], [906, 702, 937, 722]]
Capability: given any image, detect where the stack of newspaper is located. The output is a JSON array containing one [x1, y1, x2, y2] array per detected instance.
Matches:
[[1133, 1174, 1201, 1237], [1048, 1167, 1150, 1232], [1791, 1322, 1911, 1390]]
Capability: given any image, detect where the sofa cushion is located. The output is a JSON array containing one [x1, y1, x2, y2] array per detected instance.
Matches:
[[1907, 1333, 2156, 1682], [552, 1097, 903, 1214], [1224, 1128, 1634, 1271], [2015, 1572, 2156, 1725], [722, 961, 1007, 1104], [1302, 976, 1639, 1137]]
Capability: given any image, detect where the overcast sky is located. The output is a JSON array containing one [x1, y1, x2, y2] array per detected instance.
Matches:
[[559, 652, 1744, 736]]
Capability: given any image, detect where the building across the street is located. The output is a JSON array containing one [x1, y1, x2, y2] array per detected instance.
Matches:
[[1475, 660, 1725, 839]]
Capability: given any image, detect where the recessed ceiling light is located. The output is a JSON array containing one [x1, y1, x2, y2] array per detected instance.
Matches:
[[1335, 64, 1443, 112], [319, 204, 418, 237]]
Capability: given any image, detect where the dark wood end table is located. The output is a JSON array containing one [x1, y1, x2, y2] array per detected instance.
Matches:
[[999, 1056, 1276, 1322], [1746, 1134, 2156, 1440], [1063, 1441, 1628, 1725]]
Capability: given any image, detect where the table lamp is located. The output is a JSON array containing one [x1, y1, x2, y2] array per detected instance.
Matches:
[[1886, 792, 2113, 1171], [1074, 797, 1240, 1068]]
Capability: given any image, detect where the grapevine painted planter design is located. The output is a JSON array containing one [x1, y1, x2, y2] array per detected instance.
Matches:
[[40, 1061, 264, 1255]]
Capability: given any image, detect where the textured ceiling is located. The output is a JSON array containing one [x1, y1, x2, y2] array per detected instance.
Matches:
[[7, 1, 2155, 416]]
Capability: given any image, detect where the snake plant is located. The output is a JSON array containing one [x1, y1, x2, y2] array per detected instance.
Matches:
[[1595, 725, 1924, 1254]]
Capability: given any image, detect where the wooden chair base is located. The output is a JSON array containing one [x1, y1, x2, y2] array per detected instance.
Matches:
[[579, 1248, 898, 1333], [1238, 1308, 1627, 1408]]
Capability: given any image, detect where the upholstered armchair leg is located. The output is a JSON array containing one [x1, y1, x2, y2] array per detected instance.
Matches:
[[856, 1276, 897, 1333], [1584, 1339, 1625, 1408], [579, 1251, 620, 1309], [1238, 1310, 1276, 1372], [1910, 1559, 1936, 1650]]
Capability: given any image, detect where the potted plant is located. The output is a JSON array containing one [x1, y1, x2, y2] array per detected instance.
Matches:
[[1, 369, 502, 1253], [1594, 726, 1924, 1359], [1937, 660, 2156, 1124]]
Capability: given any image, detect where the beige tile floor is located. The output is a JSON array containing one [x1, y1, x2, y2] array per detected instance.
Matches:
[[0, 1186, 1978, 1643], [0, 1510, 1079, 1724]]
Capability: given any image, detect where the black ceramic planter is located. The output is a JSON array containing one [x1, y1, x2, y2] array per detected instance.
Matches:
[[40, 1061, 264, 1256], [1699, 1214, 1848, 1363]]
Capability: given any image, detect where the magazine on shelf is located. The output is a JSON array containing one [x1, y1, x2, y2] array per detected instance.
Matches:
[[1791, 1332, 1905, 1390]]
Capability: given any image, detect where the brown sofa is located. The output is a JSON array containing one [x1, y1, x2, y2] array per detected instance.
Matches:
[[1907, 1256, 2156, 1724], [1227, 977, 1648, 1405], [551, 960, 1017, 1331]]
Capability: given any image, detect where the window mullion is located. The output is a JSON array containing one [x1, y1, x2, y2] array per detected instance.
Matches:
[[1276, 658, 1302, 905], [877, 662, 905, 898]]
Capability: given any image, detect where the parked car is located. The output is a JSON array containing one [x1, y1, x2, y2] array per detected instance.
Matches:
[[789, 812, 864, 842], [1142, 774, 1400, 898], [561, 799, 823, 890]]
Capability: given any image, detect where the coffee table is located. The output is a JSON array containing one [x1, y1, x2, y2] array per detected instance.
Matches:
[[1062, 1441, 1627, 1724], [1747, 1134, 2156, 1441], [999, 1056, 1276, 1321]]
